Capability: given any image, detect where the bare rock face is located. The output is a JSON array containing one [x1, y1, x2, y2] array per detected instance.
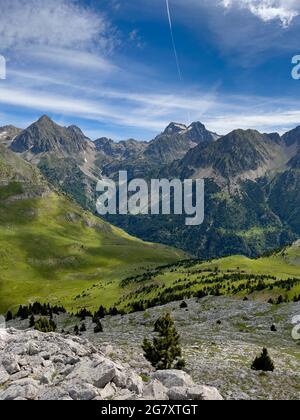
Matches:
[[0, 328, 223, 401]]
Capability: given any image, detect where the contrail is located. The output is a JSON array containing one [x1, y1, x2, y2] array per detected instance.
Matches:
[[166, 0, 182, 82], [165, 0, 191, 124]]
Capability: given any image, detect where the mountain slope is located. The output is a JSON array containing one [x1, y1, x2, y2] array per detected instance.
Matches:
[[0, 146, 185, 313], [166, 129, 288, 185], [118, 241, 300, 312]]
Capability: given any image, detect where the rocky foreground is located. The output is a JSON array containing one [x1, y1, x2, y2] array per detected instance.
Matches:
[[0, 328, 223, 401]]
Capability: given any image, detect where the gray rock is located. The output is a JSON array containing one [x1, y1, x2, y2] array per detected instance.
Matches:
[[0, 328, 224, 401], [167, 386, 190, 400], [153, 370, 194, 389], [28, 342, 40, 356], [113, 370, 143, 394], [2, 356, 20, 375], [38, 388, 72, 401], [143, 380, 168, 400], [114, 370, 144, 395], [66, 356, 80, 365], [100, 383, 116, 399], [67, 360, 117, 389], [189, 385, 223, 400], [0, 378, 39, 400], [0, 366, 10, 386], [167, 384, 223, 400], [67, 383, 99, 400]]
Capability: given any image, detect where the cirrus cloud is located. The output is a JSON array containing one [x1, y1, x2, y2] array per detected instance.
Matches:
[[0, 0, 114, 51], [220, 0, 299, 27]]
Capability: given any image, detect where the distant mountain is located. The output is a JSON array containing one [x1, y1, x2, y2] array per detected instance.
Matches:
[[102, 121, 219, 180], [0, 125, 22, 147], [105, 126, 300, 258], [144, 121, 218, 164], [94, 137, 147, 160], [8, 116, 99, 210], [166, 129, 288, 184], [10, 115, 92, 156], [10, 115, 93, 157]]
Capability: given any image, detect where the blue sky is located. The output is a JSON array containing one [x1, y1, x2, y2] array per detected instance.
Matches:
[[1, 0, 300, 140]]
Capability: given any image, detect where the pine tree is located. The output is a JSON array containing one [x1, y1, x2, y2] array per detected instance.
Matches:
[[94, 305, 106, 320], [271, 324, 277, 332], [94, 319, 103, 333], [5, 311, 13, 322], [80, 323, 86, 332], [29, 314, 35, 328], [34, 318, 56, 333], [251, 348, 275, 372], [74, 325, 79, 336], [142, 313, 185, 370]]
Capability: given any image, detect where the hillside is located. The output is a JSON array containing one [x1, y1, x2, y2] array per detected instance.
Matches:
[[115, 242, 300, 312], [0, 146, 184, 314]]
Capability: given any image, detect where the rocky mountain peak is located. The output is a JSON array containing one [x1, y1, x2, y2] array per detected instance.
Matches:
[[67, 125, 87, 137], [163, 122, 187, 135], [183, 121, 219, 143], [37, 115, 53, 125], [282, 126, 300, 146], [10, 116, 91, 156]]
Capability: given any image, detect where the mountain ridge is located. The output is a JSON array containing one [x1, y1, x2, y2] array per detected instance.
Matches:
[[3, 115, 300, 259]]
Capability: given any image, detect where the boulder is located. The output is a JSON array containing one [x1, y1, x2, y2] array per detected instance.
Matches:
[[153, 370, 194, 388], [67, 383, 99, 400], [143, 380, 168, 400], [0, 378, 39, 400], [67, 359, 117, 389], [0, 365, 10, 386], [167, 385, 223, 401]]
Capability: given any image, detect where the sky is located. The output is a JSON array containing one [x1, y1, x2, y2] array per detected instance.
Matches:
[[1, 0, 300, 140]]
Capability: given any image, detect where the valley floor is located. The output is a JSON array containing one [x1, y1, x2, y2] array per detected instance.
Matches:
[[8, 296, 300, 400]]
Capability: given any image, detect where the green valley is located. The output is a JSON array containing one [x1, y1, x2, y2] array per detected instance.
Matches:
[[0, 146, 185, 314]]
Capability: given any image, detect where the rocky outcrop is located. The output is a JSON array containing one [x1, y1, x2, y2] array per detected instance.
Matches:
[[0, 328, 223, 401]]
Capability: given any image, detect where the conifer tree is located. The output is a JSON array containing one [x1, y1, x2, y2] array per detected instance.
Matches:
[[142, 313, 185, 370], [34, 317, 56, 333], [94, 319, 103, 333], [5, 311, 13, 322], [251, 348, 275, 372], [29, 314, 35, 328]]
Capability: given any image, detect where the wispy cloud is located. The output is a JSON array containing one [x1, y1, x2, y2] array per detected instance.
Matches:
[[27, 47, 118, 72], [0, 0, 113, 51], [220, 0, 299, 28], [1, 78, 299, 138], [1, 0, 300, 140]]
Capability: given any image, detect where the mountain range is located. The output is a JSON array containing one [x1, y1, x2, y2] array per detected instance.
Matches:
[[2, 115, 300, 259]]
